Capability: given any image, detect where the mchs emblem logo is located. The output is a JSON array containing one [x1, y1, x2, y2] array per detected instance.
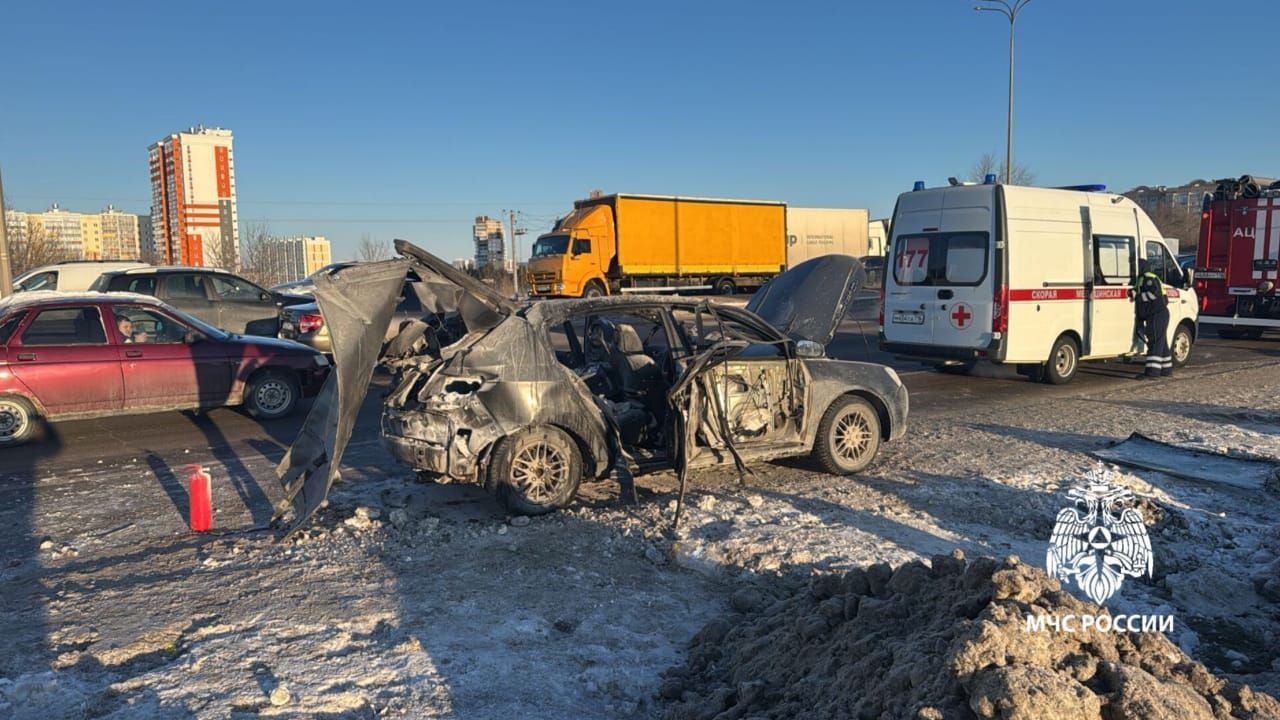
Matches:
[[1046, 478, 1152, 605]]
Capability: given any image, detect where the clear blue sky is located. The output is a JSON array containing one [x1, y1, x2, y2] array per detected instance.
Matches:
[[2, 0, 1277, 262]]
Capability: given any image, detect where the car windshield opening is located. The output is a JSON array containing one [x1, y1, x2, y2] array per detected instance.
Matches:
[[532, 235, 570, 257]]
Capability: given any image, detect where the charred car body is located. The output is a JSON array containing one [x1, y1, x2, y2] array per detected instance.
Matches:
[[276, 240, 907, 529]]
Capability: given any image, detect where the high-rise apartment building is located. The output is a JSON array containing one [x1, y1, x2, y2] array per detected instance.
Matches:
[[149, 126, 239, 267], [257, 236, 332, 286], [473, 215, 506, 270]]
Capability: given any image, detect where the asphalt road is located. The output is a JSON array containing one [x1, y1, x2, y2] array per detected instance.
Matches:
[[2, 322, 1276, 478]]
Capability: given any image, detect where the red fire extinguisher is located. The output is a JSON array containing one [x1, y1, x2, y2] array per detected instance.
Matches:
[[186, 464, 213, 532]]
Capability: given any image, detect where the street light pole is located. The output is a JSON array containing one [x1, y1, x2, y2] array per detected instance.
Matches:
[[975, 0, 1032, 185], [0, 165, 12, 297]]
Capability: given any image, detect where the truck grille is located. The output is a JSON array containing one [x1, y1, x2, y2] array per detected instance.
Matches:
[[530, 271, 557, 283]]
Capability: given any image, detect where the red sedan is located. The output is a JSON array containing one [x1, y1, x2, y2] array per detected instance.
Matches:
[[0, 292, 330, 445]]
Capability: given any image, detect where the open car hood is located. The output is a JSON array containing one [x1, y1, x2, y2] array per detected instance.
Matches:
[[274, 240, 513, 534], [744, 254, 866, 346]]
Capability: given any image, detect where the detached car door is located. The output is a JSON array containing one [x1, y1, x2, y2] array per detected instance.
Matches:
[[9, 305, 124, 416]]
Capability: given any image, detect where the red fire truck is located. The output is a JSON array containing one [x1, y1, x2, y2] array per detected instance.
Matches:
[[1194, 175, 1280, 338]]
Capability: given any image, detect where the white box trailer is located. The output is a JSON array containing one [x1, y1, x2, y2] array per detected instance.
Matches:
[[880, 182, 1199, 384], [785, 208, 870, 267], [868, 219, 888, 257]]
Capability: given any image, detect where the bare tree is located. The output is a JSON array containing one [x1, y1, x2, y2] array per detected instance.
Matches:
[[10, 219, 72, 276], [356, 234, 390, 262], [238, 221, 278, 286], [970, 152, 1036, 186], [205, 231, 241, 272]]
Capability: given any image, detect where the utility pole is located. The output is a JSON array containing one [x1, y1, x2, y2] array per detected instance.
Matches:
[[975, 0, 1032, 185], [0, 164, 12, 297], [504, 209, 526, 299]]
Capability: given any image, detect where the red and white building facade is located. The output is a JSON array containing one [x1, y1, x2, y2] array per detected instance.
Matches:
[[148, 126, 239, 267]]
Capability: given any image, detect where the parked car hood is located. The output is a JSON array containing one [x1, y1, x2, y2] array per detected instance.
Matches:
[[275, 240, 514, 534], [745, 254, 865, 347], [225, 333, 317, 354]]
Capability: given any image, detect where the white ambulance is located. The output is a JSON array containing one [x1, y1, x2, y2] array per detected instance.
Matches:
[[879, 180, 1199, 383]]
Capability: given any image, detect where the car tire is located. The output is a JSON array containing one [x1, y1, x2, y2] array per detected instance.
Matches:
[[0, 397, 37, 447], [713, 277, 737, 296], [582, 281, 606, 299], [245, 370, 299, 419], [1171, 323, 1194, 368], [811, 395, 882, 475], [1216, 327, 1247, 340], [486, 426, 582, 515], [1043, 335, 1079, 385]]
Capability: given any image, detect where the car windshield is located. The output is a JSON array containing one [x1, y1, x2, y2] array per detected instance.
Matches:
[[532, 235, 570, 257]]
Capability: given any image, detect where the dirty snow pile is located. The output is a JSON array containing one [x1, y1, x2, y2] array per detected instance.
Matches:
[[660, 552, 1280, 720]]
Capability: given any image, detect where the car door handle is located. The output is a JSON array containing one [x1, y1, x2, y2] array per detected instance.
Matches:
[[16, 352, 35, 361], [937, 289, 954, 300], [125, 349, 143, 358]]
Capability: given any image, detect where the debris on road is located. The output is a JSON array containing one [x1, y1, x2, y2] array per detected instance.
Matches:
[[662, 553, 1280, 720], [1091, 433, 1279, 491]]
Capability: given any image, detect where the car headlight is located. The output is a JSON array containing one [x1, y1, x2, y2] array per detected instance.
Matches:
[[555, 283, 564, 291]]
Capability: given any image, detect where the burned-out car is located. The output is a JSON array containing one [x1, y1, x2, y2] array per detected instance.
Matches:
[[275, 240, 907, 529]]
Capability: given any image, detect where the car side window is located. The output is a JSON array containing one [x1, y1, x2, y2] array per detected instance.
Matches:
[[20, 307, 108, 346], [210, 275, 264, 302], [18, 271, 58, 292], [1145, 241, 1183, 287], [109, 275, 157, 295], [1093, 236, 1134, 286], [165, 274, 207, 299], [113, 308, 189, 344], [0, 313, 26, 344]]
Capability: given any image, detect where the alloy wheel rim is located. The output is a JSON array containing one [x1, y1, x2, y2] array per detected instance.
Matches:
[[833, 410, 872, 464], [255, 380, 291, 414], [511, 441, 569, 503]]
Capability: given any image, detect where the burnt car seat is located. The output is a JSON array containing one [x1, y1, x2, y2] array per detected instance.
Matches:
[[610, 324, 664, 409]]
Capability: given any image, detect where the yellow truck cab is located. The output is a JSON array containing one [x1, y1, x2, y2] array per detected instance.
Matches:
[[528, 204, 617, 298]]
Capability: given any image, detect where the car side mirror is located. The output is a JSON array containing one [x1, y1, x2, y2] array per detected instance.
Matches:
[[1183, 268, 1195, 288], [184, 331, 201, 344], [795, 339, 824, 358], [261, 292, 273, 302]]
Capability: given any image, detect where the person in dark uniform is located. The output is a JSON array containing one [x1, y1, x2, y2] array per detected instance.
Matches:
[[1132, 260, 1171, 378]]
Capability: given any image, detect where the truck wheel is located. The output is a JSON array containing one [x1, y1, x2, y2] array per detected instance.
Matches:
[[582, 281, 606, 299], [245, 370, 299, 419], [811, 395, 881, 475], [486, 426, 582, 515], [1216, 327, 1246, 340], [1171, 324, 1194, 368], [0, 397, 37, 446], [1043, 335, 1079, 385], [713, 277, 737, 295]]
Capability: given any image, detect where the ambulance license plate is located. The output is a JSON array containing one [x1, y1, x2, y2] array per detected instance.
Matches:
[[892, 310, 925, 325]]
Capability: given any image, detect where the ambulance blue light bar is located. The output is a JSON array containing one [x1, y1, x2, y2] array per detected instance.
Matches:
[[1054, 184, 1107, 192], [913, 181, 926, 191]]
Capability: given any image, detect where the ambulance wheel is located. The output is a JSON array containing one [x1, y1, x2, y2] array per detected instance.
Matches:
[[486, 426, 582, 515], [1043, 335, 1079, 385], [1171, 324, 1194, 368], [582, 281, 606, 299], [812, 395, 881, 475]]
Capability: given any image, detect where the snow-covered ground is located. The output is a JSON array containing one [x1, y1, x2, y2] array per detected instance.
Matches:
[[1, 356, 1278, 718]]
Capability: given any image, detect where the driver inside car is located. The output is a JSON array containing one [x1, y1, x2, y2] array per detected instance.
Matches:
[[115, 315, 150, 344]]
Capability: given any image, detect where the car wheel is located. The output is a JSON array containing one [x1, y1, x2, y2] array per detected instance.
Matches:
[[812, 395, 881, 475], [0, 397, 37, 446], [486, 426, 582, 515], [1244, 327, 1265, 340], [1043, 335, 1079, 385], [1171, 324, 1194, 368], [714, 277, 737, 295], [582, 281, 606, 299], [1216, 327, 1247, 340], [245, 371, 299, 419]]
